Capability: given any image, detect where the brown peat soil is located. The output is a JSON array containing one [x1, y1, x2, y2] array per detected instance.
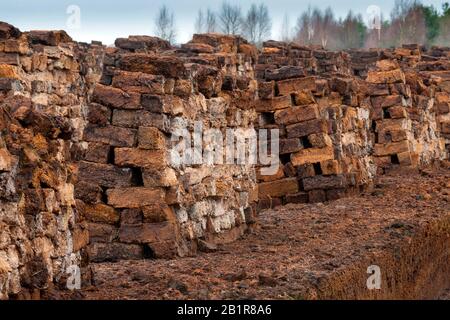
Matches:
[[50, 164, 450, 300]]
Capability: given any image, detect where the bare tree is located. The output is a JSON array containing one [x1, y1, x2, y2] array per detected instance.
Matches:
[[195, 8, 217, 33], [195, 9, 205, 34], [436, 10, 450, 45], [280, 13, 292, 42], [243, 4, 258, 42], [384, 0, 426, 46], [295, 6, 315, 45], [206, 9, 217, 33], [295, 6, 337, 48], [337, 11, 366, 49], [154, 5, 176, 43], [243, 3, 272, 44], [316, 7, 336, 47], [219, 2, 243, 35]]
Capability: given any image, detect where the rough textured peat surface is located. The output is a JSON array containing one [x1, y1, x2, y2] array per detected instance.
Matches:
[[61, 166, 449, 300], [1, 20, 450, 299]]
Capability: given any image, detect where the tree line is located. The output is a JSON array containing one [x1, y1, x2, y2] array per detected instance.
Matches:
[[154, 0, 450, 49], [155, 2, 272, 46]]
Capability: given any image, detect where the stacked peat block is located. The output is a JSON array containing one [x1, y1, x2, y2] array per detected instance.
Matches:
[[428, 46, 450, 58], [78, 38, 187, 261], [256, 41, 314, 76], [256, 73, 327, 207], [257, 41, 352, 78], [392, 44, 424, 68], [77, 33, 259, 261], [326, 77, 376, 197], [348, 49, 381, 77], [351, 45, 447, 164], [416, 47, 450, 158], [383, 45, 447, 164], [2, 19, 450, 289], [255, 41, 374, 207], [434, 84, 450, 157], [403, 70, 446, 163], [366, 59, 418, 171], [313, 49, 352, 75], [0, 22, 102, 299], [178, 34, 258, 246]]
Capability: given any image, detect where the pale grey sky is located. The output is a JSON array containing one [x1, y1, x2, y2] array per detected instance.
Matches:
[[0, 0, 447, 44]]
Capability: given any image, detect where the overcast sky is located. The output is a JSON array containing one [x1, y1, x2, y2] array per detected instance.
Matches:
[[0, 0, 447, 44]]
